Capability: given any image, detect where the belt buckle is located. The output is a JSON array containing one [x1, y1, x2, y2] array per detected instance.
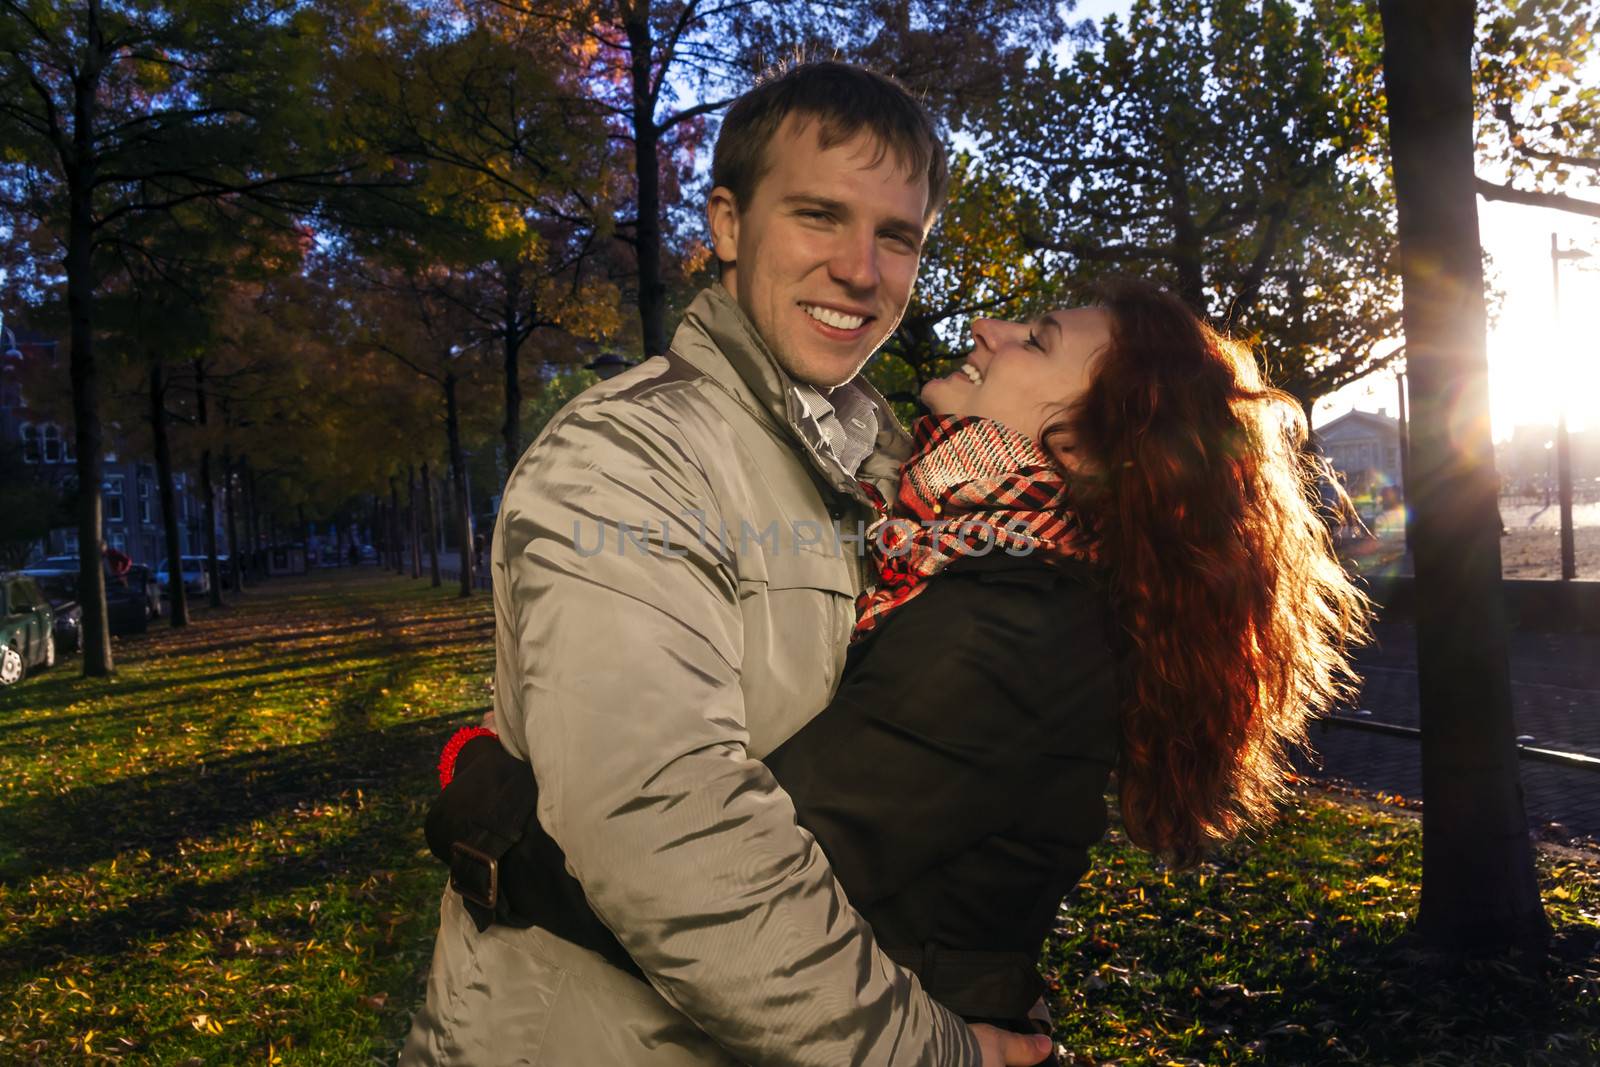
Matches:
[[450, 841, 499, 910]]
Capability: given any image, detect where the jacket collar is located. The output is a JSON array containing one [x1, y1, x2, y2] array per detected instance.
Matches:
[[670, 284, 912, 506]]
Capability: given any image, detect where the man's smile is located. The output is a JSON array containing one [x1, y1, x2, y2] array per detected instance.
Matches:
[[799, 301, 874, 337]]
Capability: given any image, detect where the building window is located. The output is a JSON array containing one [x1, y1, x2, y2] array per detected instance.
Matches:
[[20, 423, 39, 463], [104, 475, 125, 523], [139, 479, 154, 525], [40, 423, 62, 463], [1385, 446, 1398, 469]]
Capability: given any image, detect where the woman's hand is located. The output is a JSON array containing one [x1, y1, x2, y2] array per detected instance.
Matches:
[[969, 1023, 1054, 1066]]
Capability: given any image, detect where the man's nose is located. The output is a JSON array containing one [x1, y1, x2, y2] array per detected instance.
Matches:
[[828, 229, 880, 293]]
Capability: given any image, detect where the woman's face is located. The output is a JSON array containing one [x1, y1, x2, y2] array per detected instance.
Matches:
[[920, 308, 1111, 445]]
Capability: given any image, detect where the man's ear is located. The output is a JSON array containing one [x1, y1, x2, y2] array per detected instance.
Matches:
[[707, 186, 740, 270]]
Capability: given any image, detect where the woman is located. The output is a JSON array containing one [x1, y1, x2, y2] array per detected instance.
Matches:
[[429, 279, 1370, 1055]]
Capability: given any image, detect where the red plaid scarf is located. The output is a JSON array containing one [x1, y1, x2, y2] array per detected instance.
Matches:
[[852, 414, 1099, 642]]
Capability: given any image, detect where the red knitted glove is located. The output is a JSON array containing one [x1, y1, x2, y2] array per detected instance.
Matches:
[[438, 726, 497, 789]]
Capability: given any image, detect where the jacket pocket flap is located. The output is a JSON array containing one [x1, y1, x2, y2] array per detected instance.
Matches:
[[737, 539, 858, 594]]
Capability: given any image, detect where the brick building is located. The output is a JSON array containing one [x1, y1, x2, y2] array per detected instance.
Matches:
[[2, 322, 216, 565]]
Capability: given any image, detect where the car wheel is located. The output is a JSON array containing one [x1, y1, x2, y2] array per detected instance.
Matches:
[[0, 646, 23, 686], [43, 632, 55, 670]]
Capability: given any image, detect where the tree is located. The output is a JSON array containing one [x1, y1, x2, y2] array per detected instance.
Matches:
[[339, 256, 499, 597], [983, 0, 1402, 416], [195, 265, 391, 583], [1475, 0, 1600, 219], [0, 0, 355, 674], [96, 207, 262, 627], [1377, 0, 1550, 955], [866, 154, 1050, 415], [332, 9, 622, 475], [469, 0, 1070, 363]]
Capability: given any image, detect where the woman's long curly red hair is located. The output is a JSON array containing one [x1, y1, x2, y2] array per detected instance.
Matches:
[[1048, 280, 1372, 867]]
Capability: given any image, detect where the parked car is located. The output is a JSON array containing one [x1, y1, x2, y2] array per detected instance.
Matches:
[[155, 556, 211, 598], [22, 559, 151, 636], [24, 572, 83, 655], [0, 573, 56, 685]]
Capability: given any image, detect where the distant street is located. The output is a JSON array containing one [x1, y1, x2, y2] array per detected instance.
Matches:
[[1298, 621, 1600, 843]]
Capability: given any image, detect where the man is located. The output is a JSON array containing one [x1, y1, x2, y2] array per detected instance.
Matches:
[[401, 62, 1054, 1067]]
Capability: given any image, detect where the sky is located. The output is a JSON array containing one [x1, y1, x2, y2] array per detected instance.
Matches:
[[1063, 0, 1600, 441], [1318, 199, 1600, 442]]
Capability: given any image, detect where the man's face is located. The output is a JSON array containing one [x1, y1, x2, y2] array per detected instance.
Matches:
[[708, 116, 931, 388]]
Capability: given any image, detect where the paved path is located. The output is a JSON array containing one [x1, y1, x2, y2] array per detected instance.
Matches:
[[1295, 622, 1600, 844]]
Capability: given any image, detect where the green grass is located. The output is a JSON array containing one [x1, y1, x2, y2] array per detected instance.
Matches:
[[0, 571, 1595, 1065], [0, 572, 490, 1064], [1046, 806, 1599, 1065]]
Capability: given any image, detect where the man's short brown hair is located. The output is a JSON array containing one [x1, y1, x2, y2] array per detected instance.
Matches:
[[712, 61, 950, 226]]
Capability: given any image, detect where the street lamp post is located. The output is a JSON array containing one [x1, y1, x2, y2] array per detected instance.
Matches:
[[2, 314, 24, 360], [1545, 440, 1555, 508], [1395, 368, 1413, 553], [1551, 233, 1593, 581]]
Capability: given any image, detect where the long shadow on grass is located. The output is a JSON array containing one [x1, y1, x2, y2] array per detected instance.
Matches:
[[146, 614, 479, 661], [0, 774, 445, 971], [1063, 916, 1599, 1065], [0, 652, 404, 718], [0, 664, 418, 748], [0, 709, 482, 885]]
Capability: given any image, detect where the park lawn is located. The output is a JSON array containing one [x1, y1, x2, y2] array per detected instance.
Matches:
[[0, 572, 1595, 1065]]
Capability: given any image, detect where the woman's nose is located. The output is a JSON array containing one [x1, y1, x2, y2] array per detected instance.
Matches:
[[970, 318, 998, 351]]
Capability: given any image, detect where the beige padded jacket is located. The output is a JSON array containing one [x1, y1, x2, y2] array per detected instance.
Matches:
[[400, 285, 983, 1066]]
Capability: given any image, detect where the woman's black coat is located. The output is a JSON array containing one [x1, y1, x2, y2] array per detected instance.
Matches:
[[429, 551, 1122, 1030]]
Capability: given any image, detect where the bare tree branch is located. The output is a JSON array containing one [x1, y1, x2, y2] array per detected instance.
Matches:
[[1475, 176, 1600, 219]]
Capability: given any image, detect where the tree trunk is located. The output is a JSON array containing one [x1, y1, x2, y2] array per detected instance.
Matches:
[[194, 360, 223, 607], [445, 373, 473, 598], [245, 460, 261, 582], [389, 475, 405, 574], [375, 496, 387, 569], [1167, 163, 1207, 314], [66, 83, 111, 675], [624, 7, 668, 359], [1378, 0, 1549, 955], [423, 460, 441, 588], [503, 305, 523, 477], [223, 448, 243, 595], [409, 463, 423, 579], [149, 363, 188, 627], [199, 446, 222, 606]]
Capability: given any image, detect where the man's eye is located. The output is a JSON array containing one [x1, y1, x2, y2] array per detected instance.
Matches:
[[798, 210, 831, 221], [1025, 331, 1044, 350]]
